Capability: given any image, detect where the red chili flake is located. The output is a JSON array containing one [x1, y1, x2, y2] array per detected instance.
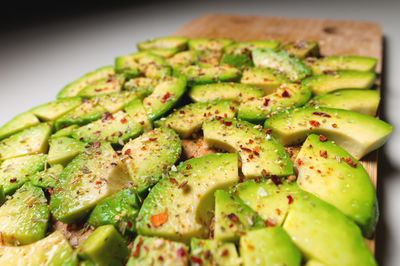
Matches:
[[230, 106, 235, 111], [124, 149, 131, 155], [133, 237, 143, 257], [223, 120, 232, 126], [239, 145, 252, 152], [227, 213, 239, 223], [9, 178, 17, 183], [312, 111, 331, 118], [120, 117, 128, 124], [309, 120, 320, 127], [281, 90, 291, 98], [221, 249, 229, 256], [127, 221, 133, 228], [263, 98, 270, 106], [178, 181, 188, 189], [203, 250, 211, 259], [287, 195, 293, 204], [296, 158, 303, 165], [344, 156, 357, 168], [265, 129, 272, 134], [186, 164, 192, 170], [101, 112, 113, 122], [47, 187, 54, 195], [179, 110, 185, 114], [224, 113, 228, 118], [319, 135, 328, 142], [271, 175, 283, 186], [323, 70, 338, 75], [96, 180, 103, 185], [150, 213, 168, 227], [265, 219, 276, 227], [320, 150, 328, 158], [332, 123, 338, 128], [177, 247, 186, 257], [149, 137, 157, 141], [191, 256, 203, 265], [93, 142, 100, 149], [160, 92, 171, 103]]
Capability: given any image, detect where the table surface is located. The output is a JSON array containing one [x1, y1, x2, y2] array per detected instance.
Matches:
[[0, 0, 399, 265]]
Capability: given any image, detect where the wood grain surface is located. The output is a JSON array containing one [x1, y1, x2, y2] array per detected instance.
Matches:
[[173, 14, 382, 253]]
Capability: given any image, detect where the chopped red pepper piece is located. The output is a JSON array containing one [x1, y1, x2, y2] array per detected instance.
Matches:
[[309, 120, 320, 127], [281, 90, 290, 98], [133, 237, 143, 257], [287, 195, 293, 204], [150, 213, 168, 227], [319, 135, 328, 142], [312, 111, 331, 118]]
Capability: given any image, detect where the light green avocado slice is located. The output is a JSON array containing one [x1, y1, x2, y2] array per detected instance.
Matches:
[[146, 48, 179, 58], [167, 50, 198, 67], [214, 190, 265, 242], [240, 227, 302, 266], [0, 111, 40, 140], [124, 99, 152, 132], [0, 183, 49, 245], [174, 65, 241, 86], [57, 66, 115, 99], [0, 231, 77, 266], [281, 41, 320, 59], [31, 97, 82, 121], [295, 134, 377, 237], [88, 188, 139, 235], [137, 36, 189, 51], [77, 225, 129, 266], [156, 100, 237, 138], [190, 238, 240, 266], [51, 124, 79, 138], [123, 77, 158, 91], [48, 137, 86, 166], [238, 83, 312, 124], [94, 90, 150, 114], [127, 236, 189, 266], [136, 153, 239, 241], [264, 106, 393, 159], [224, 40, 281, 54], [301, 71, 376, 95], [29, 164, 63, 189], [77, 74, 125, 98], [305, 56, 378, 75], [220, 53, 254, 69], [188, 38, 234, 51], [203, 118, 293, 178], [50, 142, 130, 223], [189, 82, 265, 103], [308, 89, 380, 116], [121, 127, 181, 194], [283, 191, 377, 266], [0, 123, 51, 160], [304, 260, 326, 266], [252, 49, 311, 81], [143, 76, 187, 122], [240, 67, 291, 95]]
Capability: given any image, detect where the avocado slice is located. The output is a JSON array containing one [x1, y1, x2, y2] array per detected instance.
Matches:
[[94, 90, 149, 114], [188, 38, 234, 51], [0, 123, 51, 160], [77, 225, 129, 266], [220, 53, 253, 69], [77, 74, 125, 98], [240, 227, 302, 266], [57, 66, 115, 99], [146, 48, 180, 58], [50, 142, 130, 223], [51, 124, 78, 138], [0, 183, 49, 245], [189, 82, 264, 103], [127, 236, 189, 266], [29, 164, 63, 189], [157, 100, 237, 138], [295, 134, 377, 237], [238, 83, 312, 123], [124, 99, 152, 132], [281, 41, 320, 59], [264, 106, 393, 159], [136, 153, 239, 241], [252, 49, 311, 81], [0, 231, 77, 265], [124, 77, 158, 91], [121, 127, 181, 194], [72, 111, 143, 145], [301, 71, 376, 95], [0, 111, 40, 140], [143, 76, 187, 122], [31, 97, 82, 121], [190, 238, 240, 266], [174, 65, 241, 86], [308, 89, 380, 116], [167, 50, 198, 67], [305, 56, 378, 74], [224, 40, 281, 54], [196, 50, 224, 67], [88, 188, 139, 235], [240, 67, 291, 95], [203, 118, 293, 178], [214, 190, 265, 241], [137, 36, 189, 51], [48, 137, 86, 166]]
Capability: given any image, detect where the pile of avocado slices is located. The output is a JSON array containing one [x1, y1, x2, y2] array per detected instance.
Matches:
[[0, 36, 392, 266]]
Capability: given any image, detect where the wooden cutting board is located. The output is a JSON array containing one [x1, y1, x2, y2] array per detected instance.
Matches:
[[173, 14, 382, 254]]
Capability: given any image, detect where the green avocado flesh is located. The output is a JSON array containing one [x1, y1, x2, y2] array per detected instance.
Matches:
[[305, 56, 378, 74], [124, 99, 152, 132], [174, 65, 241, 85], [138, 36, 189, 51], [28, 164, 63, 189], [240, 67, 291, 95], [0, 112, 40, 140], [190, 238, 240, 265], [31, 97, 82, 121], [48, 137, 86, 166], [281, 41, 320, 59], [224, 40, 281, 54], [94, 90, 149, 114], [264, 106, 392, 159], [189, 38, 234, 51]]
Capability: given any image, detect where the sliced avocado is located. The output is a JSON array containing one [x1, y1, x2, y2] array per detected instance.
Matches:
[[94, 90, 150, 114], [143, 76, 187, 122], [55, 101, 106, 130], [189, 82, 264, 103], [0, 123, 51, 160], [189, 38, 234, 51], [203, 118, 293, 178], [295, 134, 377, 237], [281, 41, 320, 58], [48, 137, 86, 166], [137, 36, 189, 51], [121, 127, 181, 194], [123, 77, 158, 91], [305, 260, 326, 266], [157, 100, 237, 138], [0, 231, 77, 266], [136, 153, 238, 241], [252, 49, 311, 81], [264, 106, 393, 159], [190, 238, 240, 266], [146, 48, 179, 58], [305, 56, 378, 74], [72, 111, 142, 145], [31, 97, 82, 121], [283, 191, 376, 266], [220, 52, 253, 69], [0, 111, 40, 140], [51, 124, 78, 138], [50, 142, 130, 223], [124, 99, 152, 132], [77, 225, 129, 266], [240, 67, 291, 95], [224, 40, 281, 54], [0, 154, 47, 195], [238, 83, 312, 123], [174, 65, 241, 86], [301, 71, 376, 95], [57, 66, 115, 99], [78, 74, 125, 98], [308, 89, 380, 116], [88, 188, 139, 235], [196, 50, 223, 67], [0, 183, 49, 245], [127, 236, 189, 266], [29, 164, 63, 189], [214, 190, 265, 241], [168, 50, 199, 67], [240, 227, 302, 266]]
